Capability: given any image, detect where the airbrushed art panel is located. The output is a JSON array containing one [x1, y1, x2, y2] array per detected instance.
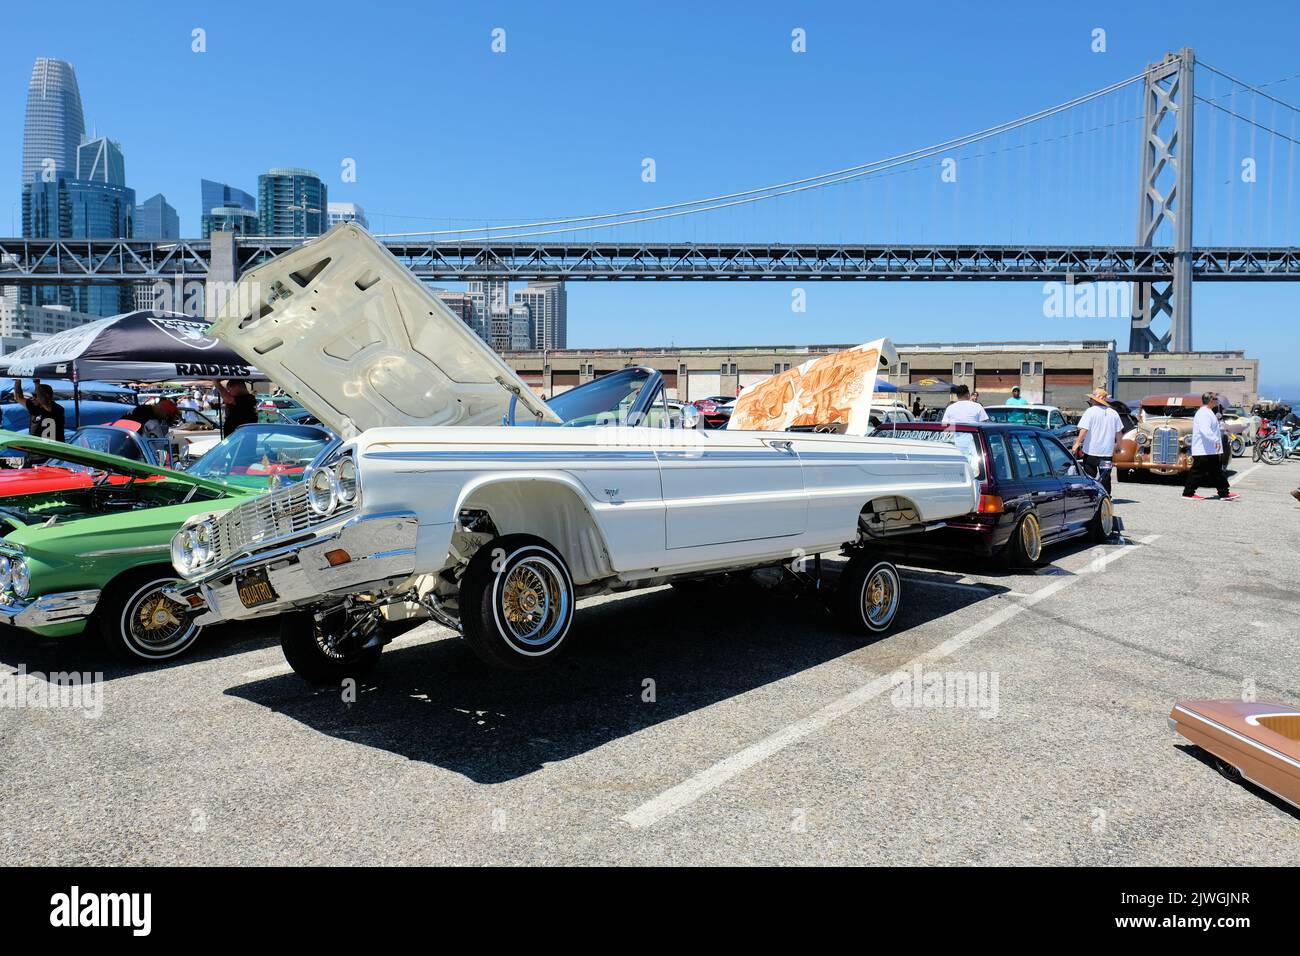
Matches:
[[727, 340, 885, 435]]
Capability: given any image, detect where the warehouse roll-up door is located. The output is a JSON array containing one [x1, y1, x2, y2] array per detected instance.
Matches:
[[687, 372, 720, 403], [1043, 370, 1095, 413], [975, 371, 1019, 403]]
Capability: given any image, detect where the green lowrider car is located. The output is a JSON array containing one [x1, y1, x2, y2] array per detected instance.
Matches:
[[0, 428, 317, 662]]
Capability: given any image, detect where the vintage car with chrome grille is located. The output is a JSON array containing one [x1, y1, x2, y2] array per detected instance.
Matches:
[[168, 224, 980, 682], [0, 422, 335, 663], [1114, 393, 1234, 481]]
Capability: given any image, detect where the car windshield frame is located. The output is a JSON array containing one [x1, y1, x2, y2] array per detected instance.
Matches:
[[543, 367, 661, 428], [185, 424, 335, 484]]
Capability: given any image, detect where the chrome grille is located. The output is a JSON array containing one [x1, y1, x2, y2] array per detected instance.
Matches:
[[211, 483, 321, 567], [1152, 426, 1180, 465]]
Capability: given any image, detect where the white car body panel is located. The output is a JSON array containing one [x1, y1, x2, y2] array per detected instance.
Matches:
[[179, 226, 980, 624], [209, 223, 558, 439]]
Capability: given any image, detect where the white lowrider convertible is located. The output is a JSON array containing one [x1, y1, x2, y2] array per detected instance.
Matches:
[[170, 225, 979, 680]]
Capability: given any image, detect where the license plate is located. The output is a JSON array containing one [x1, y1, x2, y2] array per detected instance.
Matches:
[[235, 566, 278, 609]]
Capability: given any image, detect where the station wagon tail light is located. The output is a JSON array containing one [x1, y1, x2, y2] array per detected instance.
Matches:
[[11, 557, 29, 599], [977, 494, 1004, 514]]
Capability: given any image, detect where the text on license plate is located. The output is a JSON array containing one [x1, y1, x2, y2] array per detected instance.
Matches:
[[236, 567, 278, 609]]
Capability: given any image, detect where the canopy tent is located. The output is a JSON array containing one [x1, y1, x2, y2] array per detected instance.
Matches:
[[0, 310, 265, 428], [899, 377, 955, 394], [1, 379, 134, 404], [873, 380, 899, 393], [0, 311, 264, 384]]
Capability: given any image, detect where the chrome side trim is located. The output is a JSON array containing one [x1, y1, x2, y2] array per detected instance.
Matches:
[[1172, 705, 1300, 771]]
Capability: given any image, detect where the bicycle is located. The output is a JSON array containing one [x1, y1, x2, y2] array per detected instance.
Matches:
[[1257, 424, 1300, 465]]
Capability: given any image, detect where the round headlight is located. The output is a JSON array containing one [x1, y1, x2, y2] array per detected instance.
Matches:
[[173, 528, 197, 575], [11, 557, 29, 599], [194, 521, 215, 565], [335, 457, 358, 504], [307, 467, 339, 516], [0, 556, 12, 592], [1136, 432, 1149, 446]]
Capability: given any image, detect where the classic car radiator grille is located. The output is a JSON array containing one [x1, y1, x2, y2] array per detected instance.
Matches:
[[211, 484, 319, 567], [1152, 426, 1180, 465]]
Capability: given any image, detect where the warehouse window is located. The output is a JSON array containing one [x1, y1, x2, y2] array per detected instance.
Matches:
[[1033, 361, 1043, 375], [1021, 361, 1031, 375], [1225, 367, 1233, 375], [899, 362, 909, 376], [1132, 367, 1141, 375]]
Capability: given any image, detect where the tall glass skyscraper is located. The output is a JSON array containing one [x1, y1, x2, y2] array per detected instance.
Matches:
[[20, 58, 133, 315], [76, 135, 126, 185], [21, 58, 85, 189], [136, 193, 179, 239], [200, 178, 256, 218], [258, 168, 328, 237]]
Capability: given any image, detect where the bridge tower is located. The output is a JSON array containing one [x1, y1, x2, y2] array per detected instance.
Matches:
[[1130, 47, 1195, 353]]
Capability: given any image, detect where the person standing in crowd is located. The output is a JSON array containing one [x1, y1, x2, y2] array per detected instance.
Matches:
[[1183, 391, 1238, 501], [215, 379, 259, 438], [971, 390, 982, 405], [1071, 388, 1124, 494], [12, 378, 65, 442], [911, 397, 923, 418], [1005, 386, 1028, 407], [942, 384, 989, 425], [120, 398, 179, 438]]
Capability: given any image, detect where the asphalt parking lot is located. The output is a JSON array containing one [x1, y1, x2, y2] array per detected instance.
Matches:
[[1, 458, 1298, 866]]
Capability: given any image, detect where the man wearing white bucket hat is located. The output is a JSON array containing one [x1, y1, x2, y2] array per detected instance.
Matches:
[[1071, 387, 1123, 494]]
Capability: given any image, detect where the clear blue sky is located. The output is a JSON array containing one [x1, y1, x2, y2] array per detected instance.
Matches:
[[6, 1, 1299, 392]]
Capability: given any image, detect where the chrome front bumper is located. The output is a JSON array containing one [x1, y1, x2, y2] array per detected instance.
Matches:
[[173, 511, 419, 625], [0, 589, 101, 629]]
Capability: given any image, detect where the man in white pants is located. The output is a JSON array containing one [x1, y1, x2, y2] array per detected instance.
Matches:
[[1071, 387, 1123, 494]]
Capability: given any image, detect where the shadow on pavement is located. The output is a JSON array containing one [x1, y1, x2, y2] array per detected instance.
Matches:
[[1175, 744, 1300, 822], [0, 616, 281, 683], [226, 574, 1005, 784]]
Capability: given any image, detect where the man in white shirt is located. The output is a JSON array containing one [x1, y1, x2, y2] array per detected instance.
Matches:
[[1183, 392, 1237, 500], [1071, 387, 1124, 493], [941, 385, 988, 425]]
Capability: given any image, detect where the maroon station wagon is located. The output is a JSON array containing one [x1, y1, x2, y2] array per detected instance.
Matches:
[[872, 421, 1120, 567]]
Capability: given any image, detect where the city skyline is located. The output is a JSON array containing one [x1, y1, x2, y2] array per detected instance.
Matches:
[[4, 3, 1300, 390]]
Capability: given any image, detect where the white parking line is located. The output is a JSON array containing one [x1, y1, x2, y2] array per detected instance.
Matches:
[[621, 534, 1159, 829], [1231, 463, 1264, 484], [902, 577, 1030, 598]]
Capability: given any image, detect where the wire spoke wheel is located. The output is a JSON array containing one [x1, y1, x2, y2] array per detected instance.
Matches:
[[1021, 513, 1042, 563], [116, 577, 200, 659], [861, 563, 900, 630], [1098, 498, 1113, 536], [498, 556, 568, 647]]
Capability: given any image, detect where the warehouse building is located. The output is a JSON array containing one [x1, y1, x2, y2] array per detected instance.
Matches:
[[502, 340, 1259, 413]]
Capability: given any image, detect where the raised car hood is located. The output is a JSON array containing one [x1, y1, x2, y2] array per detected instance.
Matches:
[[0, 429, 238, 495], [210, 223, 560, 439]]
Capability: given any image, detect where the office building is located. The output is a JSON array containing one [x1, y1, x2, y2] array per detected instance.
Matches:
[[76, 135, 125, 185], [257, 167, 328, 236], [135, 193, 179, 239], [327, 202, 368, 230], [200, 178, 255, 216], [21, 58, 85, 190], [0, 301, 98, 340], [512, 280, 567, 350], [202, 206, 260, 237], [467, 279, 509, 342]]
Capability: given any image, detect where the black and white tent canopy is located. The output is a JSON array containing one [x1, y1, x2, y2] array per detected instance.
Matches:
[[0, 311, 264, 383]]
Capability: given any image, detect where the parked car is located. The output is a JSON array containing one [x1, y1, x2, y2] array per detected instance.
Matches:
[[873, 421, 1118, 567], [0, 430, 252, 661], [169, 224, 979, 682], [1114, 394, 1233, 480], [982, 404, 1079, 445], [0, 422, 335, 663], [0, 399, 133, 433], [693, 395, 736, 429]]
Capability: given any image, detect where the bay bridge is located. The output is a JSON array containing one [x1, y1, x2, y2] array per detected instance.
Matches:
[[3, 48, 1299, 353]]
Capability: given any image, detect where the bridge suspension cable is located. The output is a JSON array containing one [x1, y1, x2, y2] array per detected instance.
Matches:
[[372, 71, 1148, 241]]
